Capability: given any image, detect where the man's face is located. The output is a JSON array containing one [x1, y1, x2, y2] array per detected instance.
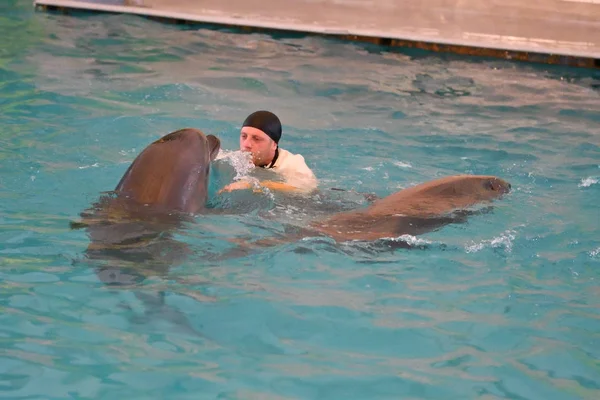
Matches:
[[239, 126, 277, 166]]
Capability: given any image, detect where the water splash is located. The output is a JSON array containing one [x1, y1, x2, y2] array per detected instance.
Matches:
[[465, 230, 516, 253], [216, 149, 255, 181], [394, 234, 433, 247], [393, 161, 413, 168], [578, 177, 598, 188]]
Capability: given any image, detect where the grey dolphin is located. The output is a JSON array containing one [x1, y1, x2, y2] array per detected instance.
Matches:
[[310, 174, 511, 242], [114, 127, 221, 214], [73, 128, 221, 284], [70, 128, 221, 340], [230, 174, 511, 250]]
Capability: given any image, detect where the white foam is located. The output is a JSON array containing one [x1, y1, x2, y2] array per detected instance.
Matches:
[[118, 148, 136, 156], [216, 149, 255, 180], [393, 161, 412, 168], [78, 163, 99, 169], [395, 234, 432, 246], [578, 177, 598, 188], [590, 247, 600, 258], [374, 234, 433, 246], [465, 230, 516, 253], [465, 241, 485, 253]]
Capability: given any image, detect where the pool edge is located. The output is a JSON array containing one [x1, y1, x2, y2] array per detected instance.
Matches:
[[33, 0, 600, 70]]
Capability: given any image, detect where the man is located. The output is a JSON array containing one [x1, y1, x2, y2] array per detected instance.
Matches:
[[219, 110, 318, 194]]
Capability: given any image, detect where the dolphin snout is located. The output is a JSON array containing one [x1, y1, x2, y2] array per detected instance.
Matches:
[[485, 178, 511, 195]]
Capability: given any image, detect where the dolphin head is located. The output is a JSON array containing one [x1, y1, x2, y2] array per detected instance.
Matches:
[[114, 128, 221, 214], [422, 175, 512, 205], [478, 176, 512, 198]]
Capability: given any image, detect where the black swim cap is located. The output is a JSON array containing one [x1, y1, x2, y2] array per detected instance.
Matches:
[[242, 110, 282, 144]]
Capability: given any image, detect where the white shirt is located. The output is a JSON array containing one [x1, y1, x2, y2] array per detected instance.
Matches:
[[267, 148, 318, 192]]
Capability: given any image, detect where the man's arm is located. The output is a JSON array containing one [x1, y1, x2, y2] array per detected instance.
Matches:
[[259, 180, 303, 192], [218, 151, 318, 194]]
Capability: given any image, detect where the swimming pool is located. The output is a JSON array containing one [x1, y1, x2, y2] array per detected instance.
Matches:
[[1, 1, 600, 399]]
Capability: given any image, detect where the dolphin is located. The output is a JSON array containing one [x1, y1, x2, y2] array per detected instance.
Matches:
[[70, 128, 222, 338], [72, 128, 221, 285], [231, 174, 511, 249], [114, 127, 221, 214], [310, 174, 511, 242]]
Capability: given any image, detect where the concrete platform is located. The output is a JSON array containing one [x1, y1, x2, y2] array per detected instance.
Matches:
[[33, 0, 600, 68]]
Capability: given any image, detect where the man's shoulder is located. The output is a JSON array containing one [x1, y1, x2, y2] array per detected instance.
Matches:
[[276, 148, 310, 169], [273, 148, 318, 192]]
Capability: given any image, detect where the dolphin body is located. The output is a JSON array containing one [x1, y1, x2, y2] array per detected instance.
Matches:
[[310, 174, 511, 242], [233, 174, 512, 249]]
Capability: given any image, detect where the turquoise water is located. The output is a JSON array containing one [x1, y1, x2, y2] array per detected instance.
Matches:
[[2, 1, 600, 399]]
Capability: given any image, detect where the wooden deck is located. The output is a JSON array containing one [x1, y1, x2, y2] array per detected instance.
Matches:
[[34, 0, 600, 68]]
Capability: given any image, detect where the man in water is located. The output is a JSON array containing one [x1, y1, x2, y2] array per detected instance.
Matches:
[[219, 110, 318, 194]]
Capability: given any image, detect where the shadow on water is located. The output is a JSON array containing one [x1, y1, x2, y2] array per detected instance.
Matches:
[[73, 191, 194, 285], [71, 190, 214, 337]]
